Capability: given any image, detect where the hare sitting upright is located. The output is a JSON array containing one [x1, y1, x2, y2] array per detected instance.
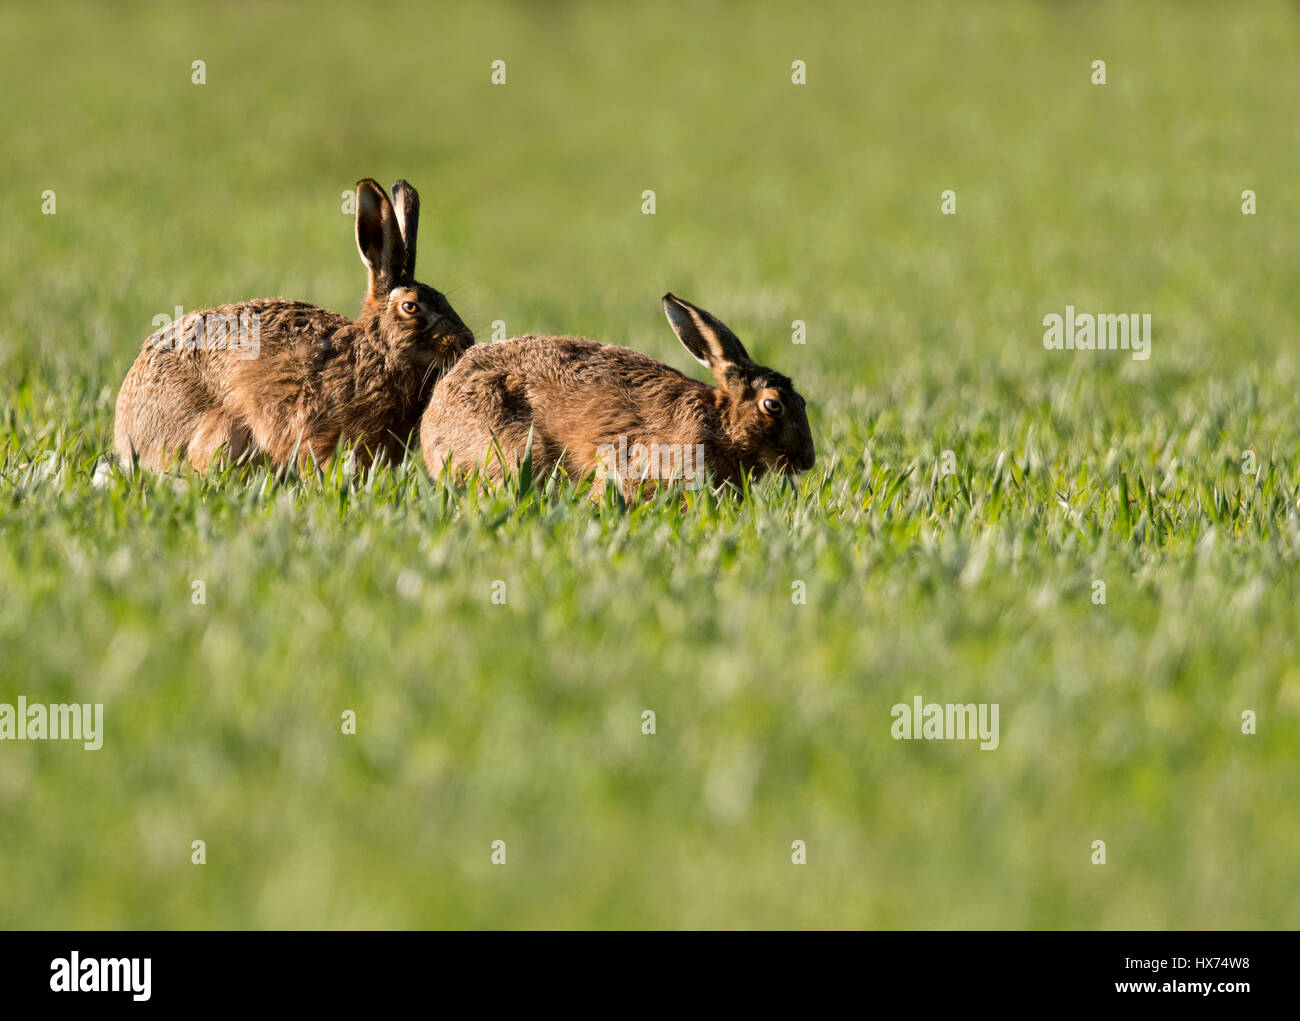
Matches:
[[113, 179, 474, 473], [420, 293, 814, 498]]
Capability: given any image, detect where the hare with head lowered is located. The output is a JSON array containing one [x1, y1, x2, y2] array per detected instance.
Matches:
[[420, 293, 814, 498], [113, 179, 474, 473]]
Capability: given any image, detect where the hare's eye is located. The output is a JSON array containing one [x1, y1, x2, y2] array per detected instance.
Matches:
[[399, 300, 419, 315], [761, 397, 784, 416]]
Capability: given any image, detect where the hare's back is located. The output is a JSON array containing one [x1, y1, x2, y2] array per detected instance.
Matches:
[[424, 333, 716, 481], [138, 298, 348, 361], [453, 334, 690, 389], [439, 332, 708, 446]]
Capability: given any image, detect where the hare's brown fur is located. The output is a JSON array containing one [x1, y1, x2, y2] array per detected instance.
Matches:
[[421, 294, 814, 497], [113, 179, 473, 472]]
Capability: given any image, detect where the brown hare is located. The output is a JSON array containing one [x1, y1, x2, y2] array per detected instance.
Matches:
[[420, 293, 814, 498], [113, 179, 474, 473]]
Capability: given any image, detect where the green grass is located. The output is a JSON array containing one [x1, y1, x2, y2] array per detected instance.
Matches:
[[2, 0, 1299, 929]]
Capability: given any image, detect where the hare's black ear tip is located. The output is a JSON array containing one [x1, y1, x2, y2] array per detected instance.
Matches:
[[356, 177, 381, 192], [662, 292, 680, 306]]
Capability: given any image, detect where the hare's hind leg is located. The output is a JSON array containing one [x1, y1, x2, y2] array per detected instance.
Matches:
[[421, 414, 507, 485], [113, 356, 208, 471], [187, 411, 253, 472], [420, 397, 530, 486]]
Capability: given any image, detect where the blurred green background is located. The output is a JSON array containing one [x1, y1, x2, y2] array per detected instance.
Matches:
[[2, 0, 1299, 928]]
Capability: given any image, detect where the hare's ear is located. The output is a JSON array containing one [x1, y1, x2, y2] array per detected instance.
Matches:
[[355, 178, 405, 298], [662, 293, 752, 389], [390, 179, 419, 279]]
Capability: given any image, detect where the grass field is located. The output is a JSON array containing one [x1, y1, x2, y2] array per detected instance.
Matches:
[[2, 0, 1299, 929]]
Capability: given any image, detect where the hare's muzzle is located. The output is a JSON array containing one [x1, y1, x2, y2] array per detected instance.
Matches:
[[444, 319, 475, 356], [429, 316, 475, 367], [797, 442, 816, 472], [779, 442, 816, 474]]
